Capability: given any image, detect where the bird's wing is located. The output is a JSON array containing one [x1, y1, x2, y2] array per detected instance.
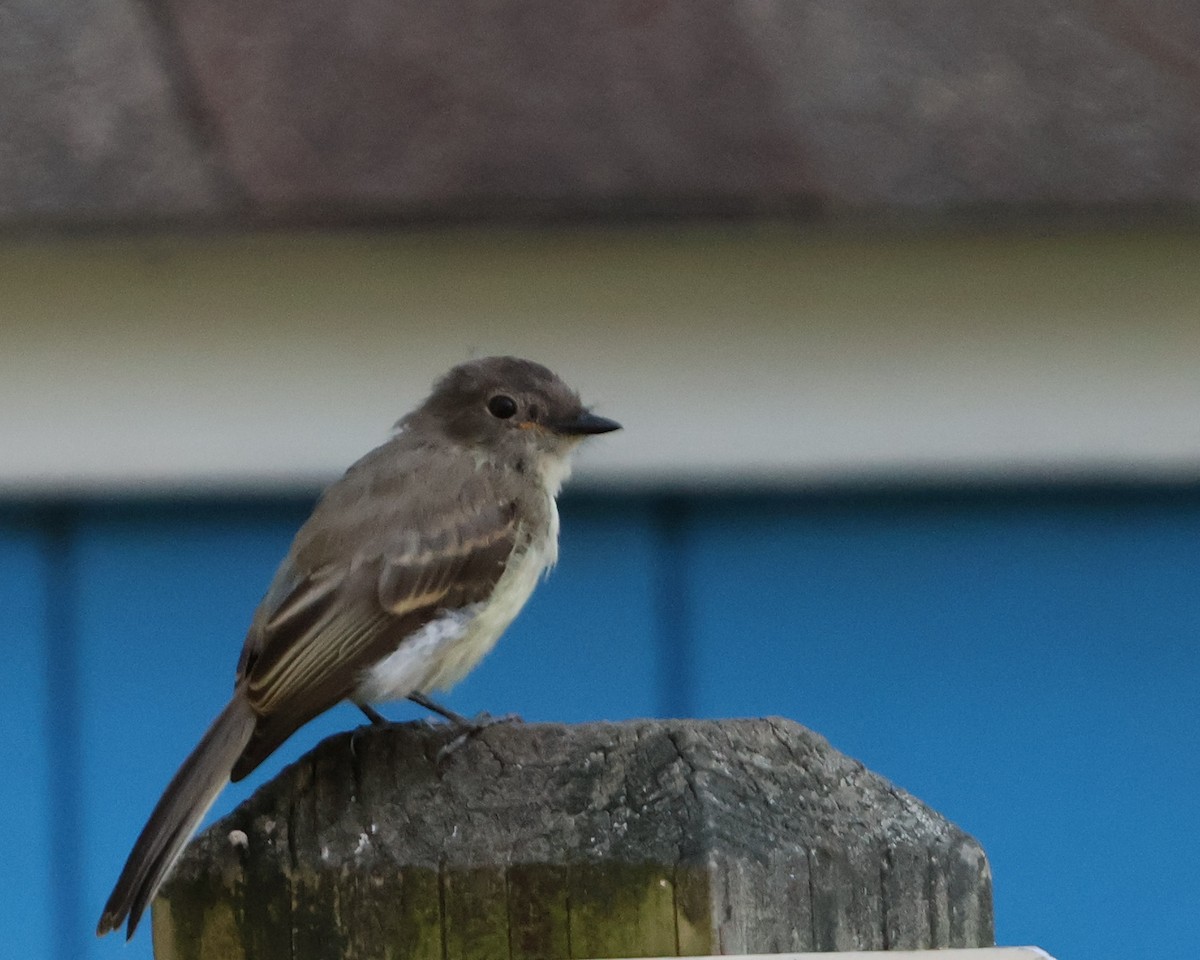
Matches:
[[230, 496, 519, 780]]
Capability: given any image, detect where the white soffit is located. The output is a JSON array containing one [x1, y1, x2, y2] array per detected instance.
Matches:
[[1, 227, 1198, 494]]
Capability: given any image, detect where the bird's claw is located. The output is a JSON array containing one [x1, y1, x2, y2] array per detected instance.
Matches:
[[434, 712, 522, 764]]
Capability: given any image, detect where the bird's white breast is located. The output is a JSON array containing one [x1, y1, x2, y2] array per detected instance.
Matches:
[[354, 508, 558, 705]]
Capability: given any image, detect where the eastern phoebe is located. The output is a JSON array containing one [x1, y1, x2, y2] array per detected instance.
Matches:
[[97, 356, 620, 939]]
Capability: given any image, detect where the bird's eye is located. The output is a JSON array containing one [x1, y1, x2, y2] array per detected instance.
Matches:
[[487, 395, 518, 419]]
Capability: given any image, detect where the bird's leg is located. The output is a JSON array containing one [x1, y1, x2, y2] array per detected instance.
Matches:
[[409, 690, 521, 730], [400, 692, 523, 763], [359, 692, 520, 764], [360, 696, 470, 727], [406, 692, 473, 727], [359, 704, 389, 726]]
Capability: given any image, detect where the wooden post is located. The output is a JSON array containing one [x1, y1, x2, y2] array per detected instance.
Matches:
[[153, 718, 993, 959]]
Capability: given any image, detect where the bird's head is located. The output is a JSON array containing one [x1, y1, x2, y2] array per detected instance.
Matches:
[[405, 356, 620, 483]]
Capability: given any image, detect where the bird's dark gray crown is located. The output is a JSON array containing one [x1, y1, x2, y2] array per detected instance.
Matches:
[[410, 356, 586, 444], [432, 356, 570, 404]]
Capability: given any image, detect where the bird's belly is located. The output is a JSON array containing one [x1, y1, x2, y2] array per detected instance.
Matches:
[[353, 606, 479, 704], [353, 529, 553, 704]]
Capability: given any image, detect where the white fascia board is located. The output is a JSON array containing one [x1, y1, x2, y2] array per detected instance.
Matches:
[[1, 228, 1198, 494]]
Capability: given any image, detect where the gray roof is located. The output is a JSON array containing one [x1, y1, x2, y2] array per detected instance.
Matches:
[[5, 0, 1199, 230]]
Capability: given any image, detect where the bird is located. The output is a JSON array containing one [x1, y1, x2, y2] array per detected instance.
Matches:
[[96, 356, 620, 939]]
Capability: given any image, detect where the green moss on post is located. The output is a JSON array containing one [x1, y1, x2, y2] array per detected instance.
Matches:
[[567, 863, 677, 959]]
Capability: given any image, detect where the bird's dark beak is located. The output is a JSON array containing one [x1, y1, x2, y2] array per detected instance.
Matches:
[[552, 411, 622, 436]]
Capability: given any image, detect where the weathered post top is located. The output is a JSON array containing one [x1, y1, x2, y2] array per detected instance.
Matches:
[[155, 718, 992, 959]]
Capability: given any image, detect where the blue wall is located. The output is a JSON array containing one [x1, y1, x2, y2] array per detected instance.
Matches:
[[2, 487, 1197, 960]]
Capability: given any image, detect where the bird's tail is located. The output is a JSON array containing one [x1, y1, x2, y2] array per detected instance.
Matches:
[[96, 693, 257, 940]]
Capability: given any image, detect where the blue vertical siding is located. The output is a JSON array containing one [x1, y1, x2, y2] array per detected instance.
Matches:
[[0, 488, 1196, 960], [686, 489, 1200, 960], [74, 501, 312, 960], [0, 514, 56, 960]]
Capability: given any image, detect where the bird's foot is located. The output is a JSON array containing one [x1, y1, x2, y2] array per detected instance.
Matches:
[[359, 695, 521, 763], [435, 711, 523, 764]]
